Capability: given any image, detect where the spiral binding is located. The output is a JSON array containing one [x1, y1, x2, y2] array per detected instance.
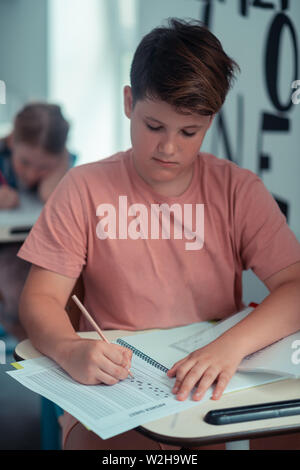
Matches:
[[117, 338, 169, 373]]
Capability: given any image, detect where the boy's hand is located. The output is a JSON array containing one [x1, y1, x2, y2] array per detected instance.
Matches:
[[0, 185, 19, 209], [167, 336, 245, 402], [59, 338, 133, 386]]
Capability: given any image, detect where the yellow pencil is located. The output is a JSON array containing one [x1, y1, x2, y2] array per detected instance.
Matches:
[[71, 295, 134, 378]]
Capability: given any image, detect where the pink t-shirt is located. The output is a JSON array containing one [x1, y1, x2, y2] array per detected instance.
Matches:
[[18, 149, 300, 332]]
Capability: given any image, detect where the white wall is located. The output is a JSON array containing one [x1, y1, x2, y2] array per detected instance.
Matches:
[[48, 0, 137, 164], [0, 0, 48, 129]]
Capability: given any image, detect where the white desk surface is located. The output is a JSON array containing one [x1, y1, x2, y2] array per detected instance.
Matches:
[[15, 330, 300, 446], [0, 191, 43, 242]]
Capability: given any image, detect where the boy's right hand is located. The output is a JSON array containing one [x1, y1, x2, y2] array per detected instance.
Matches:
[[0, 185, 20, 209], [58, 338, 133, 386]]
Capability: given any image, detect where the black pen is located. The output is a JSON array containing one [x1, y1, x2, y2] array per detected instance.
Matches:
[[204, 399, 300, 425]]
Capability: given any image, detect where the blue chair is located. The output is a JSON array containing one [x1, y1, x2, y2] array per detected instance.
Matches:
[[41, 399, 64, 450]]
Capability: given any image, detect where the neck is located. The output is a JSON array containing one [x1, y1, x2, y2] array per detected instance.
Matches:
[[147, 164, 194, 198]]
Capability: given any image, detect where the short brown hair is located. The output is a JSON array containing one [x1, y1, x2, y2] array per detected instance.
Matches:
[[130, 18, 240, 115], [13, 102, 70, 154]]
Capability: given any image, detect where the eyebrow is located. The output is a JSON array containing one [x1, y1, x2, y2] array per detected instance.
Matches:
[[145, 115, 203, 129]]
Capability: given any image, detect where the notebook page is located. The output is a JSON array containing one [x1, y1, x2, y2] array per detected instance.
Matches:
[[117, 319, 215, 369], [239, 331, 300, 377], [119, 306, 299, 378]]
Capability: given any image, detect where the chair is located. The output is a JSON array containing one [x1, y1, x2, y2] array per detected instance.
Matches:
[[40, 275, 84, 450]]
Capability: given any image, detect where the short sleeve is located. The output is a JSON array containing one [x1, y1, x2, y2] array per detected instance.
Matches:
[[234, 172, 300, 281], [17, 168, 87, 278]]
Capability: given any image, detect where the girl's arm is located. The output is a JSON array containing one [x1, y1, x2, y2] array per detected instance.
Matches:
[[167, 261, 300, 402], [0, 184, 19, 209]]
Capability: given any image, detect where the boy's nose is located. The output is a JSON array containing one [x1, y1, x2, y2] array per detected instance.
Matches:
[[158, 136, 176, 156]]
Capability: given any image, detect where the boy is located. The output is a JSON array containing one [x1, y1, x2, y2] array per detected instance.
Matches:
[[17, 19, 300, 449]]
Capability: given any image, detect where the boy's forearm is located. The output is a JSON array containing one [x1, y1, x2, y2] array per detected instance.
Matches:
[[19, 293, 79, 365], [221, 279, 300, 357]]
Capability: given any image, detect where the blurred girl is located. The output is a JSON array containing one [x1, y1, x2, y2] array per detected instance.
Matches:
[[0, 102, 76, 339]]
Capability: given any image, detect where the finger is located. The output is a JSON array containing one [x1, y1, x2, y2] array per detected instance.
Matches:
[[98, 351, 131, 381], [170, 358, 197, 392], [94, 368, 120, 386], [175, 363, 209, 401], [77, 364, 119, 386], [167, 358, 188, 377], [102, 343, 129, 367], [123, 348, 133, 362], [212, 371, 232, 400], [193, 367, 219, 401], [113, 345, 133, 367], [122, 349, 133, 370], [170, 358, 203, 394]]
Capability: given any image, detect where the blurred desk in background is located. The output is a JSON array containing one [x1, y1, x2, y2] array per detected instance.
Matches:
[[0, 190, 43, 243]]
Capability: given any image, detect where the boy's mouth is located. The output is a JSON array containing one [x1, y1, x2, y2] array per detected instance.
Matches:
[[152, 157, 178, 166]]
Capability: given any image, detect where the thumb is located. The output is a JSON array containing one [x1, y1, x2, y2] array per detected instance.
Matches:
[[123, 349, 133, 367]]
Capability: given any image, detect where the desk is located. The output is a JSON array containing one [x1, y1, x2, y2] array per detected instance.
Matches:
[[0, 190, 43, 242], [14, 331, 300, 450]]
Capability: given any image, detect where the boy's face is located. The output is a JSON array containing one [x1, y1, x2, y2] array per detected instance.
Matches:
[[124, 85, 214, 196]]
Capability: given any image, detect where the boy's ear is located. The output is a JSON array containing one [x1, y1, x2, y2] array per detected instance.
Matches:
[[123, 86, 133, 119]]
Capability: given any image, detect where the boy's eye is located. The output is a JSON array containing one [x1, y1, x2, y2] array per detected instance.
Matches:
[[182, 130, 196, 137], [146, 123, 162, 132], [146, 123, 196, 138]]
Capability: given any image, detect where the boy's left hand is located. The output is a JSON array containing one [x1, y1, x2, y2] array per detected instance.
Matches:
[[166, 336, 245, 402]]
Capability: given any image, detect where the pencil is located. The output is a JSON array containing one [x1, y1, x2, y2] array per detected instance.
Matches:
[[71, 295, 134, 378]]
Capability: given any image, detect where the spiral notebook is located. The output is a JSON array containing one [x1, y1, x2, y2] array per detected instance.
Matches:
[[116, 317, 214, 372], [117, 338, 169, 373], [116, 306, 300, 378]]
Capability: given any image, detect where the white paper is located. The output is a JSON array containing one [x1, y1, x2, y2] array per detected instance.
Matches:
[[119, 306, 300, 378], [118, 319, 214, 369], [7, 355, 212, 440], [239, 332, 300, 377], [7, 340, 288, 440]]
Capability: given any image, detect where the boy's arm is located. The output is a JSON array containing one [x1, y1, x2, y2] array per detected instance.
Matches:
[[19, 265, 133, 385], [19, 264, 82, 362], [167, 261, 300, 402]]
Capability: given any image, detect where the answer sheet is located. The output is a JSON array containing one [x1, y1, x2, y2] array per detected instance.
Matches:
[[7, 354, 212, 440], [7, 338, 287, 440]]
